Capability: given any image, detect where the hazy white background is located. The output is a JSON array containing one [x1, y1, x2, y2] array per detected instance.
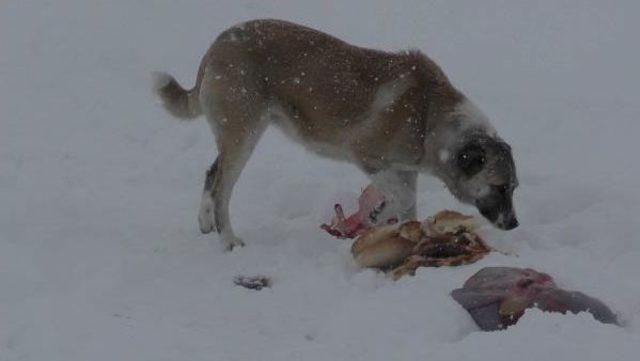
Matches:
[[2, 1, 640, 360]]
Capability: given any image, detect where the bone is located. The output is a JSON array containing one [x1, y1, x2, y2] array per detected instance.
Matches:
[[233, 275, 272, 290], [341, 199, 490, 277], [398, 221, 424, 243], [425, 210, 477, 236], [352, 236, 415, 268], [351, 224, 401, 255]]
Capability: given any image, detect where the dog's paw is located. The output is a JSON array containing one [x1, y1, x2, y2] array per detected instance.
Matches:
[[223, 236, 245, 252], [198, 213, 215, 234]]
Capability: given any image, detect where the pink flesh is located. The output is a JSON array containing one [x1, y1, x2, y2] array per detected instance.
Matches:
[[451, 267, 620, 330], [321, 184, 397, 239]]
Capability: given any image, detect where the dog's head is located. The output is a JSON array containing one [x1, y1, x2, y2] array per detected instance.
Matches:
[[430, 102, 519, 230], [451, 136, 519, 229]]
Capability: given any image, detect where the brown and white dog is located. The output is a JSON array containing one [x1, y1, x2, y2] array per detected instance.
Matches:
[[153, 19, 519, 251]]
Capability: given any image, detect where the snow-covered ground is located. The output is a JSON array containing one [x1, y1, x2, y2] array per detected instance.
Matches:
[[2, 1, 640, 360]]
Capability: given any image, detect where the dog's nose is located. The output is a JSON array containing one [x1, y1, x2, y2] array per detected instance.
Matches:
[[495, 214, 519, 230], [502, 217, 519, 230]]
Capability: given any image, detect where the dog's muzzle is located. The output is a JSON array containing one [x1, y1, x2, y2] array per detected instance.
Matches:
[[495, 213, 519, 230], [476, 198, 519, 231]]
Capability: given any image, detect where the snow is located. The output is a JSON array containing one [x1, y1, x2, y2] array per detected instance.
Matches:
[[2, 0, 640, 360]]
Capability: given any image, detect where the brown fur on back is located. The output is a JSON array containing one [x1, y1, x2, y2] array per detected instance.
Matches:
[[197, 19, 464, 168]]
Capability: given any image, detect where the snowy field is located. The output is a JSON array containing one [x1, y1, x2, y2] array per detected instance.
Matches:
[[2, 1, 640, 360]]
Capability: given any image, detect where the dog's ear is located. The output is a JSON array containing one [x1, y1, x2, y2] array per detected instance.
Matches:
[[457, 143, 486, 177]]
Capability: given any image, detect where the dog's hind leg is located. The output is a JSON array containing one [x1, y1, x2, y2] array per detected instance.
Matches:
[[212, 116, 267, 251], [198, 51, 269, 250]]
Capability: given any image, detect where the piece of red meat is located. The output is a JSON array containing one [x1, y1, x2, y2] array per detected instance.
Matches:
[[451, 267, 620, 331], [321, 185, 397, 239]]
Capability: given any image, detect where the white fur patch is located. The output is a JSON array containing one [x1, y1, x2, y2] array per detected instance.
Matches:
[[475, 185, 490, 198], [151, 71, 172, 92], [336, 76, 413, 151], [198, 193, 215, 233], [451, 99, 497, 136], [371, 77, 411, 113], [370, 169, 416, 220], [438, 149, 450, 162]]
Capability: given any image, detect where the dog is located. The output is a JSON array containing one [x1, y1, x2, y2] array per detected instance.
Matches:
[[153, 19, 519, 251]]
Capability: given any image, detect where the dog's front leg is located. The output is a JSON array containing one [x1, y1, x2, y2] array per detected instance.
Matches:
[[367, 168, 418, 223]]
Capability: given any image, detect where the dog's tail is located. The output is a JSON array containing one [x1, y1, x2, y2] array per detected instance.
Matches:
[[152, 72, 202, 120]]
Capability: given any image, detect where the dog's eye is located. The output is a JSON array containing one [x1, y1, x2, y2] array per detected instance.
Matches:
[[495, 184, 509, 194], [457, 144, 486, 177]]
